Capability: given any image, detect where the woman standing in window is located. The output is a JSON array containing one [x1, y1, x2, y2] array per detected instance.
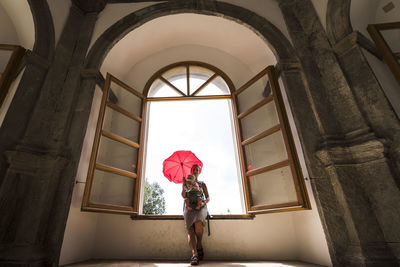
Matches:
[[182, 164, 210, 265]]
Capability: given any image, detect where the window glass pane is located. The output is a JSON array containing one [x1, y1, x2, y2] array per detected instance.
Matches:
[[249, 166, 298, 207], [110, 82, 142, 117], [244, 130, 287, 169], [236, 76, 269, 113], [196, 76, 230, 96], [381, 28, 400, 53], [162, 66, 187, 95], [240, 101, 279, 140], [97, 136, 138, 173], [189, 66, 214, 95], [103, 107, 140, 143], [148, 78, 182, 97], [90, 169, 135, 206], [0, 50, 12, 73]]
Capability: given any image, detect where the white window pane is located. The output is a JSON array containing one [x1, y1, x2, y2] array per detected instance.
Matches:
[[162, 66, 187, 95], [237, 76, 268, 113], [244, 130, 288, 169], [148, 78, 182, 97], [189, 66, 214, 94], [97, 136, 138, 173], [103, 107, 140, 143], [110, 82, 142, 116], [381, 28, 400, 53], [240, 101, 279, 140], [90, 169, 135, 206], [249, 166, 298, 207], [196, 76, 230, 96]]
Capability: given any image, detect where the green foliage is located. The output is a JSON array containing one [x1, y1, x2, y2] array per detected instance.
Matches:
[[142, 180, 166, 215]]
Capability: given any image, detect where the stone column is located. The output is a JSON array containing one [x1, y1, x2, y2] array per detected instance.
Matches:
[[0, 0, 106, 266], [279, 0, 399, 266], [332, 31, 400, 262]]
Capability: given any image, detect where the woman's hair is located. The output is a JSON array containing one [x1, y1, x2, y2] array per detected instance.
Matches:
[[191, 164, 201, 172]]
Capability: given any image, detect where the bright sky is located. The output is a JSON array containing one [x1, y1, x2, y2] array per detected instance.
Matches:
[[143, 97, 245, 215]]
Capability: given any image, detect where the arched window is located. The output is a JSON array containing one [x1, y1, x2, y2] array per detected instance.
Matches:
[[82, 61, 310, 217]]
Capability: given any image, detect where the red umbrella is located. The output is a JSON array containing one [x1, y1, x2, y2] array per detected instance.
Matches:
[[163, 150, 203, 184]]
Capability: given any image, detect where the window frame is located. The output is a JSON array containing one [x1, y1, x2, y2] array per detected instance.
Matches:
[[82, 73, 145, 215], [0, 44, 25, 108], [367, 22, 400, 87], [82, 61, 311, 218]]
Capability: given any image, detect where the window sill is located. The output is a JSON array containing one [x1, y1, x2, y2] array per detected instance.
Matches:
[[130, 214, 254, 220]]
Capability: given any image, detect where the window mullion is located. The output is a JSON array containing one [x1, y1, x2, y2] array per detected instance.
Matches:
[[101, 129, 139, 149], [231, 94, 253, 212], [241, 124, 281, 146], [82, 73, 112, 209], [237, 95, 273, 119], [159, 76, 186, 96], [133, 98, 147, 213], [186, 64, 190, 96], [191, 73, 218, 96]]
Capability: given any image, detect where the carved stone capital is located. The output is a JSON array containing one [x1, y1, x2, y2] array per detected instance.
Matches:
[[276, 60, 301, 74], [316, 129, 385, 166], [333, 31, 382, 60], [5, 149, 67, 176], [317, 128, 383, 166], [81, 68, 104, 87]]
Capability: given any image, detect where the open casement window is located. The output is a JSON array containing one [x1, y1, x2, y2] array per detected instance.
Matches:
[[0, 44, 25, 107], [82, 74, 145, 214], [233, 66, 310, 214], [82, 62, 310, 216], [367, 22, 400, 86]]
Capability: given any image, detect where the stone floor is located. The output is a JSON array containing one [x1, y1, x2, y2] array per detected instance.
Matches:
[[63, 260, 324, 267]]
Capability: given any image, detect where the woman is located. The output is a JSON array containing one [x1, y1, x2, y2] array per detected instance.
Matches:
[[182, 164, 210, 266]]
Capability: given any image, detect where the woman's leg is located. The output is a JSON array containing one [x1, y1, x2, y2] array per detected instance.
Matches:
[[187, 225, 198, 256], [194, 221, 203, 250]]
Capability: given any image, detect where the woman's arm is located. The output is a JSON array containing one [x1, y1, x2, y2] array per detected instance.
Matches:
[[181, 178, 187, 198], [201, 182, 210, 203]]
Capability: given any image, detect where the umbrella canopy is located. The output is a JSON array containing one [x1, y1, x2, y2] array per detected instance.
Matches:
[[162, 150, 203, 184]]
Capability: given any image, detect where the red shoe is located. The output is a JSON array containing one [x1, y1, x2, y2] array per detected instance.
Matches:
[[190, 255, 199, 265], [197, 248, 204, 260]]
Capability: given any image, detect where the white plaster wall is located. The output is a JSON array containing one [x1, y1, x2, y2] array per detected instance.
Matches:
[[90, 1, 292, 53], [92, 212, 298, 261], [351, 0, 400, 40], [220, 0, 292, 44], [0, 3, 19, 45], [0, 0, 34, 50], [89, 2, 159, 50], [122, 44, 257, 92], [47, 0, 71, 45], [59, 86, 103, 266], [277, 77, 331, 267]]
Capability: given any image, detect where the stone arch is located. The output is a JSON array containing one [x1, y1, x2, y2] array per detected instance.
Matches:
[[27, 0, 55, 60], [86, 1, 297, 70], [326, 0, 352, 44]]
